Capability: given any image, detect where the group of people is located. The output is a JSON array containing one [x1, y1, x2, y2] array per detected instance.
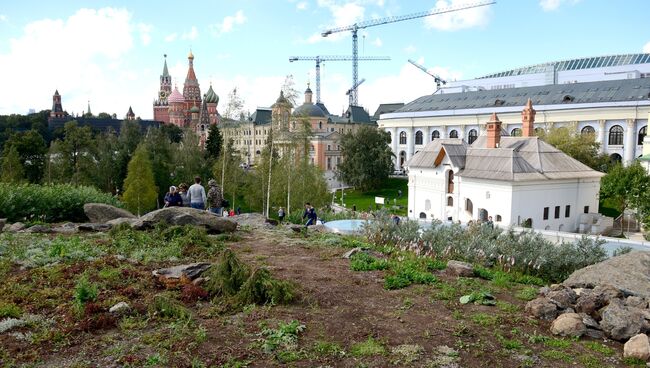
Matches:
[[163, 176, 239, 217], [276, 203, 319, 228]]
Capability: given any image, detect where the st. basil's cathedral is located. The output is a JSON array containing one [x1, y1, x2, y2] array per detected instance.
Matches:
[[153, 51, 220, 146]]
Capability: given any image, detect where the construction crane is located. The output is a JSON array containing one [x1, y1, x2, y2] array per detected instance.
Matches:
[[322, 1, 495, 105], [289, 55, 390, 103], [408, 59, 447, 91], [346, 78, 366, 107]]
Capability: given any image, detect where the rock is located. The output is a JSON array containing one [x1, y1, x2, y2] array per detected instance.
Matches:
[[538, 286, 551, 297], [290, 225, 304, 233], [580, 313, 600, 329], [138, 207, 237, 234], [626, 296, 649, 309], [525, 297, 558, 320], [192, 277, 206, 286], [77, 223, 112, 232], [600, 299, 645, 341], [265, 218, 279, 226], [593, 284, 624, 302], [624, 334, 650, 361], [546, 287, 577, 309], [84, 203, 135, 223], [152, 263, 212, 288], [51, 222, 78, 234], [109, 302, 131, 314], [342, 247, 363, 259], [585, 329, 605, 339], [24, 224, 51, 233], [106, 217, 140, 228], [563, 251, 650, 298], [446, 260, 474, 277], [575, 291, 606, 316], [6, 222, 26, 233], [0, 218, 6, 233], [550, 313, 586, 337]]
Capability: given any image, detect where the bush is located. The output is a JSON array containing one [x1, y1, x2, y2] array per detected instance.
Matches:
[[349, 253, 389, 271], [74, 275, 99, 312], [149, 293, 192, 320], [384, 257, 438, 290], [204, 248, 251, 297], [236, 268, 295, 306], [0, 183, 121, 222]]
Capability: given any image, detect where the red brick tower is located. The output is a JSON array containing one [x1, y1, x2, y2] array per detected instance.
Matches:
[[153, 55, 172, 123], [486, 112, 502, 148], [183, 50, 201, 113], [50, 90, 67, 119], [522, 98, 536, 137]]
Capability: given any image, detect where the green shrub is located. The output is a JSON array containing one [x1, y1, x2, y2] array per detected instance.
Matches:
[[149, 293, 192, 321], [384, 258, 437, 290], [236, 268, 295, 306], [350, 337, 386, 357], [73, 275, 98, 309], [259, 320, 305, 354], [0, 302, 22, 318], [0, 183, 121, 223], [349, 252, 389, 271], [204, 249, 251, 297]]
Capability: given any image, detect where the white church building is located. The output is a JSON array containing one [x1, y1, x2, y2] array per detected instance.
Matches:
[[405, 100, 604, 232]]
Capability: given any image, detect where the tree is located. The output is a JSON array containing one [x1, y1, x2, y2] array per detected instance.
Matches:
[[161, 123, 183, 144], [116, 120, 143, 189], [3, 130, 47, 183], [538, 126, 609, 171], [281, 74, 300, 107], [0, 145, 24, 183], [142, 127, 173, 201], [600, 162, 650, 232], [122, 143, 158, 216], [223, 87, 244, 120], [47, 121, 94, 184], [212, 138, 246, 209], [338, 126, 394, 191], [205, 124, 223, 159], [90, 129, 120, 193], [171, 130, 211, 185]]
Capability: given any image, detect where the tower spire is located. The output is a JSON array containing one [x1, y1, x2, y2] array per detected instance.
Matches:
[[87, 100, 92, 116], [162, 53, 169, 77]]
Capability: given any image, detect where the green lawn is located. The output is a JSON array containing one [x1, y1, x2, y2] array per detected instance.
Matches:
[[333, 178, 408, 215]]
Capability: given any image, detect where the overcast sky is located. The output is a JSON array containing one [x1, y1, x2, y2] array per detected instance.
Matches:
[[1, 0, 649, 119]]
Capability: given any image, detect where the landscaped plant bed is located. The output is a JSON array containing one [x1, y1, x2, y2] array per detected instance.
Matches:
[[0, 223, 632, 367]]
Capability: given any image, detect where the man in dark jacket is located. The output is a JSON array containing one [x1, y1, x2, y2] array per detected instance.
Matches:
[[302, 202, 317, 227]]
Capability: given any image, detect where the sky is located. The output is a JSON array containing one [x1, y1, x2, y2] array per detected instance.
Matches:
[[0, 0, 649, 119]]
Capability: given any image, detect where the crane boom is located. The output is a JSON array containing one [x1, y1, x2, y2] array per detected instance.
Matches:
[[321, 1, 495, 105], [346, 78, 366, 107], [408, 59, 447, 90], [289, 55, 390, 103]]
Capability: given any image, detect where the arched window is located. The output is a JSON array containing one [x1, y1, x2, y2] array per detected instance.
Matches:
[[511, 128, 522, 137], [449, 130, 458, 138], [465, 198, 473, 214], [431, 130, 440, 141], [415, 130, 423, 145], [495, 215, 502, 222], [447, 171, 454, 194], [468, 129, 478, 144], [610, 153, 622, 163], [447, 196, 453, 207], [319, 121, 322, 129], [639, 126, 647, 145], [399, 131, 406, 144], [419, 212, 426, 219], [581, 126, 595, 135], [609, 125, 623, 145]]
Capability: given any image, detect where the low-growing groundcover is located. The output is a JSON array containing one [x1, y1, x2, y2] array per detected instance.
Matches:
[[0, 183, 120, 223]]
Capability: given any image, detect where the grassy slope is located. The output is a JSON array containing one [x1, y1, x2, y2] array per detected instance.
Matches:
[[333, 177, 408, 215]]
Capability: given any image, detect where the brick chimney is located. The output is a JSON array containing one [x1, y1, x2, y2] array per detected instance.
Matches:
[[486, 112, 502, 148], [522, 98, 536, 137]]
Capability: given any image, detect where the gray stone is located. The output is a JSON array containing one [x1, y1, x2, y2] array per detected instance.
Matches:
[[152, 262, 212, 287], [51, 222, 78, 234], [525, 297, 558, 320], [585, 328, 605, 339], [446, 260, 474, 277], [77, 223, 112, 232], [109, 302, 131, 314], [627, 296, 649, 309], [579, 313, 600, 329], [24, 224, 51, 233], [547, 288, 577, 309], [593, 284, 624, 302], [564, 251, 650, 298], [600, 299, 645, 341], [265, 218, 279, 226], [575, 290, 606, 316], [6, 222, 26, 233], [106, 217, 140, 228], [342, 247, 363, 259], [624, 333, 650, 361], [550, 313, 586, 337], [138, 207, 237, 234], [84, 203, 135, 223]]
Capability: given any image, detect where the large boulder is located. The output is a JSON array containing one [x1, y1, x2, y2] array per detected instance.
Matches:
[[546, 287, 577, 309], [563, 251, 650, 297], [624, 334, 650, 361], [550, 313, 586, 337], [84, 203, 135, 223], [525, 297, 558, 320], [446, 260, 474, 277], [600, 299, 645, 341], [574, 290, 606, 316], [152, 263, 212, 288], [138, 207, 237, 234]]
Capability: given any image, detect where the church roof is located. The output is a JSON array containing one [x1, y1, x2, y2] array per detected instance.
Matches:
[[407, 136, 604, 182], [168, 87, 184, 103], [373, 103, 404, 120], [204, 85, 219, 104], [293, 103, 326, 117], [248, 108, 272, 125]]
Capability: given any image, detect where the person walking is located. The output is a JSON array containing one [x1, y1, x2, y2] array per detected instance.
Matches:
[[206, 179, 224, 216], [164, 186, 183, 207], [188, 176, 207, 210], [278, 207, 286, 223], [302, 203, 317, 227]]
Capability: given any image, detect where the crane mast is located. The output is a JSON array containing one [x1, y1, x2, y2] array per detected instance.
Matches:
[[408, 59, 447, 91], [289, 55, 390, 103], [322, 1, 495, 105]]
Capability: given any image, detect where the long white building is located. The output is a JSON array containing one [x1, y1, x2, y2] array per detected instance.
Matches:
[[379, 54, 650, 169]]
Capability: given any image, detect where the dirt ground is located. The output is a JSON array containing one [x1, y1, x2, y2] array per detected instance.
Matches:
[[0, 221, 631, 367]]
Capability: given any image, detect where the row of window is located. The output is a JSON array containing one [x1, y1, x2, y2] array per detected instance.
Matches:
[[391, 125, 647, 147], [542, 205, 590, 220]]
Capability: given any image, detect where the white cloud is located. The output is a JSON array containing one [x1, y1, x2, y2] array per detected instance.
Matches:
[[0, 7, 162, 118], [372, 37, 382, 47], [164, 33, 178, 42], [307, 1, 365, 43], [181, 26, 198, 40], [0, 14, 7, 22], [296, 1, 308, 10], [644, 42, 650, 53], [424, 0, 492, 31], [138, 23, 152, 45], [539, 0, 580, 11], [404, 45, 416, 53], [210, 10, 247, 36]]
